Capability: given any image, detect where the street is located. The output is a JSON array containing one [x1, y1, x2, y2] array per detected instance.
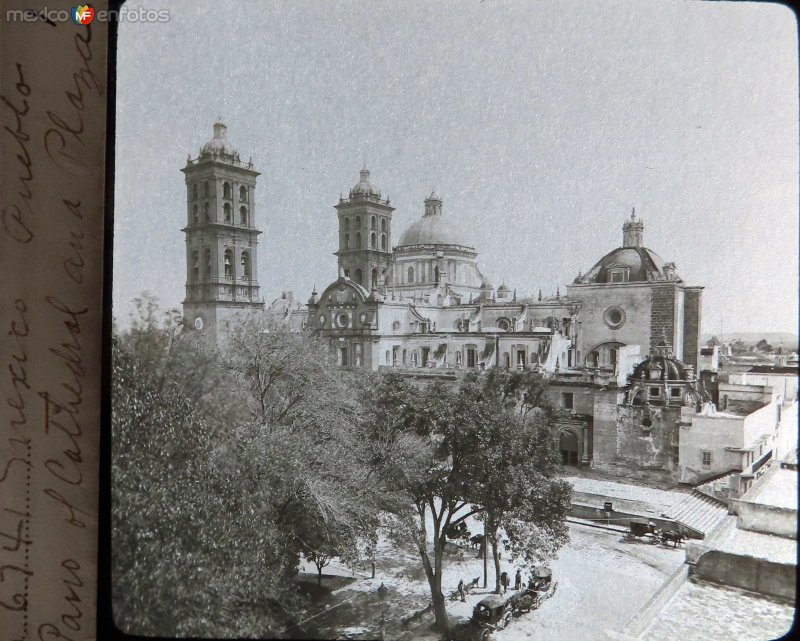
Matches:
[[295, 521, 685, 640]]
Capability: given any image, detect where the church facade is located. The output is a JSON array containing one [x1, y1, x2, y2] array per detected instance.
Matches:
[[304, 167, 703, 380], [182, 123, 715, 481]]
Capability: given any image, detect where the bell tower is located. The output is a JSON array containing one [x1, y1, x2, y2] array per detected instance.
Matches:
[[181, 122, 264, 338], [334, 167, 395, 290]]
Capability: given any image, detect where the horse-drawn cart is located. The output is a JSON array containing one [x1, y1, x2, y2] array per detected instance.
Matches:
[[625, 518, 687, 547]]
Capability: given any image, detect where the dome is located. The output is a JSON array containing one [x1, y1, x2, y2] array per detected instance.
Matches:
[[631, 339, 689, 381], [577, 246, 667, 284], [350, 167, 381, 197], [497, 283, 510, 293], [201, 122, 238, 156], [396, 193, 472, 248], [397, 214, 470, 246], [575, 212, 679, 284]]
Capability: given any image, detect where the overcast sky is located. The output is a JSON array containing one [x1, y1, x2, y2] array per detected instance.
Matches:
[[113, 0, 798, 336]]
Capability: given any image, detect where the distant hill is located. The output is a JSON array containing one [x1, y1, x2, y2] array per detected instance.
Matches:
[[701, 332, 799, 348]]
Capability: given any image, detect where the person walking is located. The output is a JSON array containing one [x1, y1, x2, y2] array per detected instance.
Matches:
[[500, 571, 509, 594], [514, 569, 522, 591], [457, 578, 465, 602]]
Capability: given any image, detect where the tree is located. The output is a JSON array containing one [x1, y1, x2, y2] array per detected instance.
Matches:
[[113, 297, 382, 637], [364, 371, 570, 632], [458, 375, 571, 593], [756, 338, 774, 353], [112, 340, 300, 637]]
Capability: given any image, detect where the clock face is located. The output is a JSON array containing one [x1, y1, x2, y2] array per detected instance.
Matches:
[[194, 317, 204, 330], [319, 314, 326, 325]]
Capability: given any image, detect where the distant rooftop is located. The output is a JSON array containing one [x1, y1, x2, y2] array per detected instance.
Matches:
[[742, 466, 798, 512], [708, 516, 797, 565], [747, 365, 799, 375], [640, 579, 794, 641]]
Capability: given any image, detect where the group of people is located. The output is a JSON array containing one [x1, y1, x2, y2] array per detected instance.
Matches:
[[456, 568, 527, 601], [499, 569, 523, 593]]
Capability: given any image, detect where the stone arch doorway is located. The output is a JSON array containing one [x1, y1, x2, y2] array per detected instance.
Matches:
[[559, 430, 580, 466]]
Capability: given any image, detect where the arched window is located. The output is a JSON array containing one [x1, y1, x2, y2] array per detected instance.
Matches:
[[223, 203, 231, 222], [241, 251, 250, 279], [204, 248, 211, 277], [191, 251, 199, 280], [354, 268, 363, 285], [372, 268, 378, 288], [371, 232, 377, 249], [203, 201, 210, 222], [224, 249, 233, 278], [407, 266, 414, 283], [381, 218, 387, 232], [202, 181, 209, 198], [239, 185, 247, 202], [240, 206, 247, 225], [355, 215, 361, 229], [192, 184, 198, 201], [355, 232, 362, 249], [381, 234, 387, 250], [344, 217, 350, 230], [223, 182, 231, 199], [192, 204, 198, 224], [344, 234, 350, 249], [371, 216, 376, 230]]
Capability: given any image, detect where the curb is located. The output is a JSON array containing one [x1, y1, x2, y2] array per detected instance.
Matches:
[[566, 517, 629, 535]]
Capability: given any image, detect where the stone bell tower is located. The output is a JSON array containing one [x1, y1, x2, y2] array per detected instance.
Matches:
[[181, 122, 264, 339], [334, 167, 395, 290]]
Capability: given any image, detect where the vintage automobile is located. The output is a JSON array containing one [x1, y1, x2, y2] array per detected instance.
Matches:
[[448, 593, 515, 641], [448, 567, 558, 641], [513, 566, 557, 614]]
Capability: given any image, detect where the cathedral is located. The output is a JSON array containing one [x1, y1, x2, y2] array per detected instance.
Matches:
[[182, 123, 715, 482]]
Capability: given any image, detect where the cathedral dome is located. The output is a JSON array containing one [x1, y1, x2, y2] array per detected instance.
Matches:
[[575, 211, 675, 284], [397, 192, 471, 247], [201, 122, 238, 156], [578, 246, 667, 284], [350, 167, 381, 197]]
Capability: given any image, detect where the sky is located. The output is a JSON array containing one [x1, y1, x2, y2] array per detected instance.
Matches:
[[113, 0, 799, 335]]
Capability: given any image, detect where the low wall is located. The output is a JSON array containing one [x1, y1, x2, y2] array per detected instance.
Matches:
[[731, 500, 797, 539], [689, 548, 796, 601], [569, 502, 691, 536], [731, 498, 797, 539]]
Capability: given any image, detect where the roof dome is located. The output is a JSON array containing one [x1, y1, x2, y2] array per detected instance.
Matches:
[[575, 212, 675, 284], [631, 339, 689, 382], [201, 122, 238, 156], [397, 192, 472, 247], [578, 246, 667, 284], [497, 283, 510, 293], [350, 167, 381, 197]]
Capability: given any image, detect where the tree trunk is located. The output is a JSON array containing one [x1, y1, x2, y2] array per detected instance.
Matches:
[[490, 525, 501, 594], [431, 540, 450, 632], [419, 539, 450, 633], [417, 508, 450, 636], [317, 565, 323, 586]]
